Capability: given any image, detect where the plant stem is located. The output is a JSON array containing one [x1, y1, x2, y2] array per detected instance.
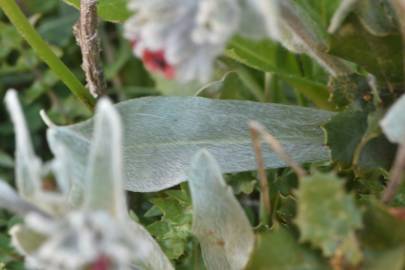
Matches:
[[249, 125, 271, 225], [0, 0, 95, 110], [74, 0, 106, 97], [382, 144, 405, 203], [249, 121, 307, 179]]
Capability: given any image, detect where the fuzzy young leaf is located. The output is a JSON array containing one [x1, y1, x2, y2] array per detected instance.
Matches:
[[82, 99, 127, 220], [295, 172, 363, 261], [188, 150, 254, 270], [48, 97, 333, 192], [4, 90, 42, 202]]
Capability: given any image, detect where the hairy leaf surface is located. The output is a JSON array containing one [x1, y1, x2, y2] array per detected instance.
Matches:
[[47, 97, 333, 192], [188, 150, 254, 270]]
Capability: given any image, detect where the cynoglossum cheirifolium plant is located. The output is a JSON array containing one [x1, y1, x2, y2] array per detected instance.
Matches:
[[1, 90, 173, 270], [2, 0, 405, 269]]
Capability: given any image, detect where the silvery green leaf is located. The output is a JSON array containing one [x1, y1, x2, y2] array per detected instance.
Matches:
[[188, 150, 254, 270], [47, 96, 333, 192], [83, 99, 128, 220], [0, 180, 47, 217], [9, 224, 47, 255], [4, 90, 42, 201], [48, 143, 81, 208], [380, 94, 405, 144]]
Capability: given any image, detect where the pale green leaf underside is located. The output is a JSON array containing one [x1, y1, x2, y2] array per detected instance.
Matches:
[[188, 150, 254, 270], [47, 97, 333, 192]]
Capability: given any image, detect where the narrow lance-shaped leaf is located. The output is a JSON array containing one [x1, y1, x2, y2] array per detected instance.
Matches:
[[188, 150, 254, 270], [4, 90, 42, 201], [47, 96, 333, 192], [83, 98, 127, 220]]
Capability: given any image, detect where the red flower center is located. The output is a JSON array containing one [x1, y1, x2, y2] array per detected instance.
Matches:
[[142, 49, 175, 80], [130, 39, 175, 80], [90, 255, 111, 270]]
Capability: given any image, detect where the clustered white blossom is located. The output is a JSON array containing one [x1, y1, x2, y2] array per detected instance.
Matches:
[[1, 90, 173, 270], [124, 0, 350, 82], [124, 0, 240, 82]]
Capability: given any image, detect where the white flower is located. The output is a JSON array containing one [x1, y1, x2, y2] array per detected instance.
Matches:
[[124, 0, 240, 82], [1, 90, 173, 270]]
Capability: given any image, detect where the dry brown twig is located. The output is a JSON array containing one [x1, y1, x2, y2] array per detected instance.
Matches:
[[249, 121, 307, 179], [249, 120, 308, 220], [382, 144, 405, 203], [74, 0, 106, 97], [249, 125, 271, 215]]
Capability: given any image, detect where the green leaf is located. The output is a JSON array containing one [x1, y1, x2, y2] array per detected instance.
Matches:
[[295, 172, 363, 262], [0, 150, 13, 169], [366, 246, 405, 270], [48, 96, 333, 192], [355, 0, 398, 36], [188, 150, 254, 270], [329, 15, 403, 84], [63, 0, 130, 22], [247, 228, 330, 270], [359, 202, 405, 249], [323, 110, 368, 166], [226, 37, 334, 110]]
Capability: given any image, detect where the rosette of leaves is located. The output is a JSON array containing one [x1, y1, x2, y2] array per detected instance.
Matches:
[[0, 90, 173, 270]]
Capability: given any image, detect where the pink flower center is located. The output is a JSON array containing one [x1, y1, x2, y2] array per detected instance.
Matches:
[[90, 255, 111, 270]]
